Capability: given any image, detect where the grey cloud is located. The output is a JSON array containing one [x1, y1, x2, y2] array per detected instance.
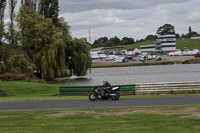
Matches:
[[62, 9, 129, 30], [60, 0, 190, 13], [60, 0, 199, 41]]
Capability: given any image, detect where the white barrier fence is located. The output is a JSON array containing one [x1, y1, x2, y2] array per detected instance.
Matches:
[[136, 81, 200, 95]]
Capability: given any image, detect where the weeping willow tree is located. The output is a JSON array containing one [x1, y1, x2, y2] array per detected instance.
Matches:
[[68, 38, 91, 76], [56, 17, 91, 76], [57, 17, 73, 75], [1, 1, 91, 79], [17, 7, 65, 79]]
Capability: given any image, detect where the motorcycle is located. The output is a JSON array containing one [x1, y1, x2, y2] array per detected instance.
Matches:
[[89, 86, 120, 101]]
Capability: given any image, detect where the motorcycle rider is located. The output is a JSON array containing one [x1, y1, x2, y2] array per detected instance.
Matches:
[[103, 81, 112, 91], [98, 81, 112, 98]]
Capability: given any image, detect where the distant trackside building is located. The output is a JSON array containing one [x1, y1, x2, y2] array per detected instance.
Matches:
[[140, 34, 176, 53]]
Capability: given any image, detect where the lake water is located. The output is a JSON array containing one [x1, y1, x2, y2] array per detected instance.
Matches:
[[61, 64, 200, 85]]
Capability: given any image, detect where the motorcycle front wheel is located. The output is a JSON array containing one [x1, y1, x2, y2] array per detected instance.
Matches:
[[110, 91, 120, 100], [89, 93, 98, 101]]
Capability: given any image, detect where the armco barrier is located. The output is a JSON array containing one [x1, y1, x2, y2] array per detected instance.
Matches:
[[59, 84, 136, 96], [135, 82, 200, 95]]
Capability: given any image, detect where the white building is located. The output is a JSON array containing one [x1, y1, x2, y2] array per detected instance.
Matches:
[[140, 34, 176, 53]]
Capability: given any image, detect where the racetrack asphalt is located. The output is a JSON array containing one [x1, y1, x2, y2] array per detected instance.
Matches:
[[0, 96, 200, 111]]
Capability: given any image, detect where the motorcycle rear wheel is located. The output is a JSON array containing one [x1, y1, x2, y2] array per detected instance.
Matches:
[[89, 93, 98, 101]]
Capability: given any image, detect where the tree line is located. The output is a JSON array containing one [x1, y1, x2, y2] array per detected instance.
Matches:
[[93, 24, 199, 48], [92, 36, 134, 48], [0, 0, 91, 80]]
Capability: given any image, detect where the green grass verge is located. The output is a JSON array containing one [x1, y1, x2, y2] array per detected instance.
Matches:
[[0, 105, 200, 133], [1, 81, 200, 101], [120, 39, 200, 50], [0, 93, 200, 101]]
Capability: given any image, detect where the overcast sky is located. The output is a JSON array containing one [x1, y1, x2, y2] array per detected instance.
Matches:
[[58, 0, 200, 43], [3, 0, 200, 43]]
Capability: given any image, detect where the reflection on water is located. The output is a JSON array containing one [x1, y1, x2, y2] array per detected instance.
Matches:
[[55, 64, 200, 85]]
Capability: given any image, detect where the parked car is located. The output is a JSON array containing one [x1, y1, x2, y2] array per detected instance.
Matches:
[[138, 55, 145, 61], [188, 49, 199, 56], [168, 51, 182, 56], [155, 56, 162, 61], [114, 56, 126, 62], [123, 57, 129, 62], [151, 55, 157, 59], [115, 58, 123, 62], [183, 49, 199, 56], [147, 55, 153, 60]]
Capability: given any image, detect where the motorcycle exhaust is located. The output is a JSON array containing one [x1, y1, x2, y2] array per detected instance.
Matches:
[[110, 94, 117, 96]]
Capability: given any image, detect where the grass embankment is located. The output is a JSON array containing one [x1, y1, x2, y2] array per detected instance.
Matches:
[[0, 81, 87, 101], [176, 39, 200, 50], [120, 41, 154, 50], [0, 81, 59, 97], [92, 58, 200, 68], [0, 105, 200, 133], [121, 39, 200, 50]]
